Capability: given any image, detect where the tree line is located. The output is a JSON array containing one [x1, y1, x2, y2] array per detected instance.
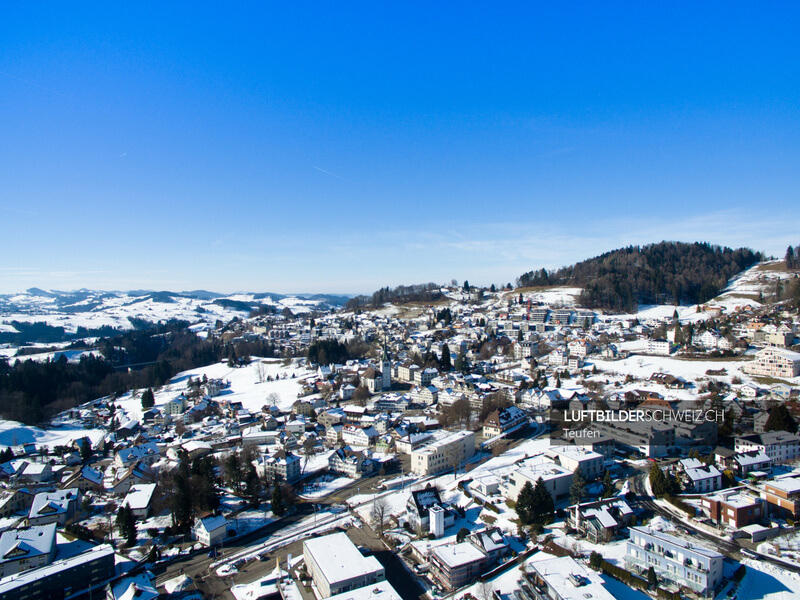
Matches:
[[0, 320, 280, 425], [344, 283, 443, 311], [517, 241, 762, 312]]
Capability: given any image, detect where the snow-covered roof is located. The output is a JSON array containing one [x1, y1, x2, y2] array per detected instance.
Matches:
[[303, 532, 383, 584]]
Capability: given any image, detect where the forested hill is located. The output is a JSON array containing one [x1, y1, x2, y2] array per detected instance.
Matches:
[[517, 242, 762, 312]]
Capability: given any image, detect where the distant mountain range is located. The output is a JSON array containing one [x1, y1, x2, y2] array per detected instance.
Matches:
[[0, 288, 352, 344]]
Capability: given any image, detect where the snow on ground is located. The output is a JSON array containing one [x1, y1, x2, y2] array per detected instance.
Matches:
[[113, 357, 312, 423], [0, 418, 104, 449], [592, 354, 751, 387], [738, 557, 800, 600], [299, 474, 353, 500]]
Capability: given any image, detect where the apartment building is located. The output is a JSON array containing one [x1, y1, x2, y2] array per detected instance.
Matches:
[[762, 474, 800, 519], [503, 457, 573, 503], [303, 532, 385, 598], [701, 489, 765, 529], [625, 527, 724, 597], [545, 445, 604, 480], [410, 431, 475, 476], [745, 347, 800, 378], [515, 556, 616, 600], [482, 406, 528, 437], [591, 421, 675, 457], [735, 431, 800, 465]]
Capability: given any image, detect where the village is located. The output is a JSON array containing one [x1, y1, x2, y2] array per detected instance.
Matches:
[[1, 263, 800, 600]]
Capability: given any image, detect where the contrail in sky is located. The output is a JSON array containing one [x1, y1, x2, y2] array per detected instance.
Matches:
[[1, 206, 38, 215], [313, 166, 353, 184], [0, 70, 73, 100]]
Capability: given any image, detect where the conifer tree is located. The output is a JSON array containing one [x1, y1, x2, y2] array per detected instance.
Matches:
[[602, 470, 615, 498], [141, 387, 155, 409], [569, 466, 587, 505], [515, 481, 536, 525]]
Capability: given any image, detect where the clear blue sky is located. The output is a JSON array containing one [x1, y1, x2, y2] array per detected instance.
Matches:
[[2, 3, 799, 294]]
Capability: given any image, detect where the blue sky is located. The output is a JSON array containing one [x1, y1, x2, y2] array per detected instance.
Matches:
[[2, 3, 799, 294]]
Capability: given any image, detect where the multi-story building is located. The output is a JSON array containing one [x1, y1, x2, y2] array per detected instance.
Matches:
[[625, 526, 724, 597], [568, 498, 633, 543], [735, 431, 800, 465], [429, 542, 487, 591], [303, 532, 385, 598], [482, 406, 528, 438], [745, 347, 800, 378], [503, 457, 573, 503], [328, 447, 376, 478], [701, 489, 765, 529], [590, 421, 674, 457], [515, 556, 616, 600], [0, 524, 57, 577], [762, 474, 800, 519], [410, 431, 475, 476], [260, 449, 301, 483], [545, 445, 603, 480]]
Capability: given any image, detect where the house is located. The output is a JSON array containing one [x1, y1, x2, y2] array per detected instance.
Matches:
[[163, 395, 187, 416], [735, 431, 800, 464], [503, 457, 573, 503], [303, 532, 385, 598], [482, 406, 528, 438], [625, 526, 724, 597], [0, 523, 57, 577], [732, 450, 771, 477], [0, 488, 34, 519], [123, 483, 157, 519], [106, 573, 158, 600], [545, 445, 604, 480], [60, 465, 104, 494], [328, 447, 377, 479], [406, 487, 455, 535], [429, 541, 487, 591], [0, 544, 115, 600], [110, 462, 151, 495], [342, 426, 378, 448], [682, 463, 722, 494], [193, 515, 228, 547], [259, 449, 301, 484], [115, 442, 161, 468], [515, 556, 617, 600], [762, 474, 800, 519], [568, 498, 633, 543], [27, 489, 80, 526]]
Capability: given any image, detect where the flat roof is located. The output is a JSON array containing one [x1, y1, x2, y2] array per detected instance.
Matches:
[[529, 556, 615, 600], [303, 532, 383, 584], [432, 541, 485, 568], [326, 580, 401, 600]]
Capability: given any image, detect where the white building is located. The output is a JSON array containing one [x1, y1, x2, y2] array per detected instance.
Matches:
[[625, 526, 724, 597], [193, 515, 228, 547], [410, 431, 475, 476], [303, 532, 385, 598], [545, 445, 604, 480], [503, 457, 573, 503], [745, 347, 800, 378]]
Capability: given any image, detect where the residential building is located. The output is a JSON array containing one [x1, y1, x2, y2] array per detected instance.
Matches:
[[762, 474, 800, 519], [193, 515, 228, 547], [503, 457, 573, 503], [701, 489, 765, 529], [515, 556, 616, 600], [123, 483, 157, 519], [406, 487, 455, 535], [410, 431, 475, 476], [429, 542, 487, 591], [260, 449, 301, 484], [735, 431, 800, 464], [625, 526, 724, 597], [303, 532, 385, 598], [745, 347, 800, 378], [328, 447, 377, 479], [590, 421, 675, 457], [0, 523, 57, 577], [0, 543, 115, 600], [482, 406, 528, 438], [545, 446, 603, 480], [27, 489, 80, 526], [568, 498, 633, 544]]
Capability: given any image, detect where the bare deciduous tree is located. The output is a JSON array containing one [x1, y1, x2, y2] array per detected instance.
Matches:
[[370, 496, 391, 536]]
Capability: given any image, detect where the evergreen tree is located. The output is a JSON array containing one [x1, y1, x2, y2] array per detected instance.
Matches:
[[649, 462, 668, 497], [141, 387, 155, 409], [79, 438, 92, 463], [440, 343, 452, 371], [533, 476, 554, 523], [602, 470, 615, 498], [786, 245, 797, 270], [515, 481, 536, 525], [271, 484, 286, 516], [647, 566, 658, 589], [764, 404, 798, 434], [569, 466, 587, 505]]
